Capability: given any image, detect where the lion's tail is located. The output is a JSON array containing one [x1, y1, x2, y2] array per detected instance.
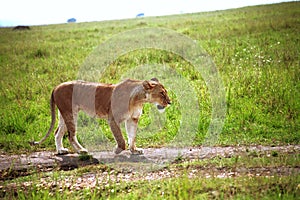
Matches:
[[30, 91, 56, 146]]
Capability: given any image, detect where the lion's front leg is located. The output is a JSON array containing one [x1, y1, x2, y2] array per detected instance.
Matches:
[[108, 117, 126, 154], [125, 118, 143, 155]]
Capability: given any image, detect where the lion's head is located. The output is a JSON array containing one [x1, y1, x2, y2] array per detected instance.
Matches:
[[143, 78, 171, 112]]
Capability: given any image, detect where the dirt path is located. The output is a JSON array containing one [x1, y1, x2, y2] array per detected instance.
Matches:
[[1, 145, 299, 181]]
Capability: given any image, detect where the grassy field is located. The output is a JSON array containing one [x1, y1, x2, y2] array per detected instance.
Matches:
[[0, 2, 300, 198], [1, 2, 299, 153]]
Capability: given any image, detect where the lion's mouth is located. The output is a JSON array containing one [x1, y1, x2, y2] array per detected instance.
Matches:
[[156, 104, 167, 113], [157, 105, 165, 110], [156, 101, 171, 113]]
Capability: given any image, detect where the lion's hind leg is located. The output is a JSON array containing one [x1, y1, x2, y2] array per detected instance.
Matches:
[[55, 111, 69, 155], [69, 134, 88, 154], [64, 111, 88, 154]]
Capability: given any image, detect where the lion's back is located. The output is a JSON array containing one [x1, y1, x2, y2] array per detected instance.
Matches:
[[53, 81, 115, 118]]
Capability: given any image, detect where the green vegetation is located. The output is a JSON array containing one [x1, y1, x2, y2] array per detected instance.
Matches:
[[1, 152, 299, 199], [1, 2, 299, 153], [0, 2, 300, 198]]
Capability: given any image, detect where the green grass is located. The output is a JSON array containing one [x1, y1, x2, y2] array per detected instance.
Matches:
[[1, 152, 299, 199], [1, 3, 299, 198], [0, 2, 299, 153], [10, 176, 298, 200]]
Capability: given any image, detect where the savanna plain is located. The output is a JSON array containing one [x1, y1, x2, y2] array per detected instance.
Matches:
[[0, 2, 299, 199]]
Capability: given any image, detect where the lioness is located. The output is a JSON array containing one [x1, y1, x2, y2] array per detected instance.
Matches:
[[31, 78, 171, 155]]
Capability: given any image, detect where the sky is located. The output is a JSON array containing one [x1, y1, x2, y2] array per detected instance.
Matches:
[[0, 0, 291, 27]]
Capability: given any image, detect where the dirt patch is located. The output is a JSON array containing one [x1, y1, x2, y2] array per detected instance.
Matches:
[[1, 145, 299, 180]]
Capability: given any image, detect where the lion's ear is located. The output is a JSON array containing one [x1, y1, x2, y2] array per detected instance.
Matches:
[[143, 80, 156, 90], [150, 77, 159, 82]]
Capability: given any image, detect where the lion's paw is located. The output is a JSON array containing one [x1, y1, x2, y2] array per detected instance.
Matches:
[[130, 148, 144, 155], [78, 148, 88, 154], [114, 147, 125, 154], [57, 148, 69, 155]]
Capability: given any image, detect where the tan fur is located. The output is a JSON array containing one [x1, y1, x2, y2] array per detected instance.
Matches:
[[31, 78, 171, 155]]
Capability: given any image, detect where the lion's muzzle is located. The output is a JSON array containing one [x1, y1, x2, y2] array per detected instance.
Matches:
[[156, 101, 171, 113]]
